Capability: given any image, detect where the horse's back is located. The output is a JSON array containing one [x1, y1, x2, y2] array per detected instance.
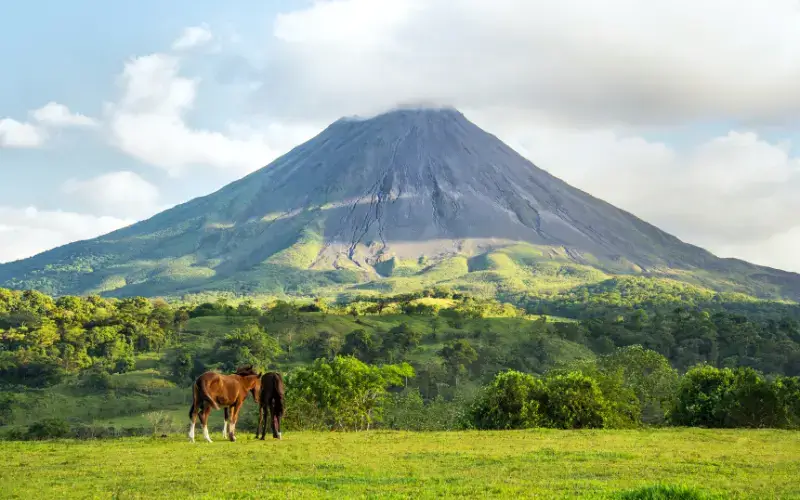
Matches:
[[260, 372, 285, 415], [195, 371, 238, 406]]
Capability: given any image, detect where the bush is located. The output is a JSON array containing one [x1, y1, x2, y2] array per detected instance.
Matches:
[[773, 375, 800, 429], [670, 365, 735, 427], [722, 368, 780, 428], [469, 370, 544, 430], [144, 410, 178, 436], [671, 365, 800, 428], [78, 367, 113, 391], [289, 356, 414, 431], [382, 387, 472, 431], [26, 418, 70, 440], [281, 392, 329, 431], [542, 372, 611, 429]]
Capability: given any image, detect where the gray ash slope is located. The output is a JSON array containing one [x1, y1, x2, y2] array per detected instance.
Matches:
[[2, 107, 799, 299]]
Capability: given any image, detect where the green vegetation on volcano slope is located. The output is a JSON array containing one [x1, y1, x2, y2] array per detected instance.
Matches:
[[4, 232, 800, 307], [1, 429, 799, 499]]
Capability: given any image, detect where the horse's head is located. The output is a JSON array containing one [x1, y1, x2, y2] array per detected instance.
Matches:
[[234, 364, 256, 376]]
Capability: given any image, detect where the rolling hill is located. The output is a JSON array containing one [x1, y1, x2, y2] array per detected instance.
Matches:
[[1, 106, 799, 301]]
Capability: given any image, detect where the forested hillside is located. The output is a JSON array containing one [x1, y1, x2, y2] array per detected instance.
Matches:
[[2, 285, 799, 439]]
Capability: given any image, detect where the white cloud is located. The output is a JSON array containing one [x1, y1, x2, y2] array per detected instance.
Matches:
[[265, 0, 800, 126], [32, 102, 98, 127], [0, 206, 134, 263], [106, 52, 316, 176], [1, 102, 97, 148], [172, 24, 213, 51], [61, 171, 161, 219], [0, 118, 46, 148], [714, 226, 800, 272]]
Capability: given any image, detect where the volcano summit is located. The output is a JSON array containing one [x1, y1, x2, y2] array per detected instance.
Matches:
[[2, 107, 800, 299]]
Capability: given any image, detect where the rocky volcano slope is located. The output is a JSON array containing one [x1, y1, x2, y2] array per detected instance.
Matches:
[[1, 107, 799, 300]]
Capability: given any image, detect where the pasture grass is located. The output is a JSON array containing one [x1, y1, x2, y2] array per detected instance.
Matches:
[[1, 429, 798, 499]]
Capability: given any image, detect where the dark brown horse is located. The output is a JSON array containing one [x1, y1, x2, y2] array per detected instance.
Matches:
[[189, 365, 261, 443], [256, 372, 285, 440]]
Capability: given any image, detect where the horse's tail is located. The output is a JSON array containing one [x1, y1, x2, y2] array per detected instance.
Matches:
[[199, 376, 220, 410], [189, 379, 199, 420], [190, 375, 219, 418], [272, 373, 285, 417]]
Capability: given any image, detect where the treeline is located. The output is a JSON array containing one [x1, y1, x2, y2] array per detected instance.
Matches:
[[556, 307, 800, 376], [275, 347, 800, 433], [0, 289, 182, 387], [518, 276, 800, 320], [4, 284, 800, 395]]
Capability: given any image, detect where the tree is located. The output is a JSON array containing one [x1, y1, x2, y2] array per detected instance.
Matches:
[[469, 370, 544, 429], [214, 324, 282, 372], [290, 356, 414, 430], [438, 339, 478, 385], [306, 331, 342, 360], [236, 299, 260, 317], [542, 372, 611, 429], [595, 345, 678, 424], [383, 323, 422, 361], [670, 364, 800, 429], [670, 364, 735, 427], [342, 329, 376, 361]]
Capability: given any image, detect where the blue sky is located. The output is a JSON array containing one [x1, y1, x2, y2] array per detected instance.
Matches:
[[0, 0, 296, 211], [2, 0, 800, 272]]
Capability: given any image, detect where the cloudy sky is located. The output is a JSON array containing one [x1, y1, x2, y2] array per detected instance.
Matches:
[[2, 0, 800, 272]]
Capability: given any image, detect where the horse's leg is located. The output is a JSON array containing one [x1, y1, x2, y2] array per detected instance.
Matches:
[[200, 406, 213, 443], [261, 402, 269, 441], [271, 403, 281, 440], [222, 407, 229, 439], [256, 404, 264, 440], [228, 403, 240, 442], [189, 404, 198, 443]]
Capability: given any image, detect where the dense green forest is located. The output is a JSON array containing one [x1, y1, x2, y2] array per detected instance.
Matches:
[[1, 284, 800, 439]]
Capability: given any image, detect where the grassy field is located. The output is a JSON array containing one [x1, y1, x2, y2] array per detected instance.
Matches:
[[1, 429, 798, 499]]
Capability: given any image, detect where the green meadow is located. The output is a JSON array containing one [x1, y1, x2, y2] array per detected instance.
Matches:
[[1, 429, 798, 499]]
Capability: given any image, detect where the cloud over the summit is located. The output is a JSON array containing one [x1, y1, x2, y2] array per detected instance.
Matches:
[[264, 0, 800, 126]]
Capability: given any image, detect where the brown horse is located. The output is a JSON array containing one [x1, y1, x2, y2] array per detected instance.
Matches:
[[189, 365, 261, 443], [256, 371, 285, 440]]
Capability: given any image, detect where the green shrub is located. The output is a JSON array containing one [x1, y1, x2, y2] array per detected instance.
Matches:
[[542, 372, 610, 429], [670, 365, 735, 427], [469, 370, 544, 429], [26, 418, 70, 440], [671, 365, 800, 428]]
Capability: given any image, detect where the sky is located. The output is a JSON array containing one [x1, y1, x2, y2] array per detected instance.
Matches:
[[2, 0, 800, 272]]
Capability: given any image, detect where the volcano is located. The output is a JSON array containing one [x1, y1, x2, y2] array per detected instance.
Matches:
[[2, 107, 800, 299]]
